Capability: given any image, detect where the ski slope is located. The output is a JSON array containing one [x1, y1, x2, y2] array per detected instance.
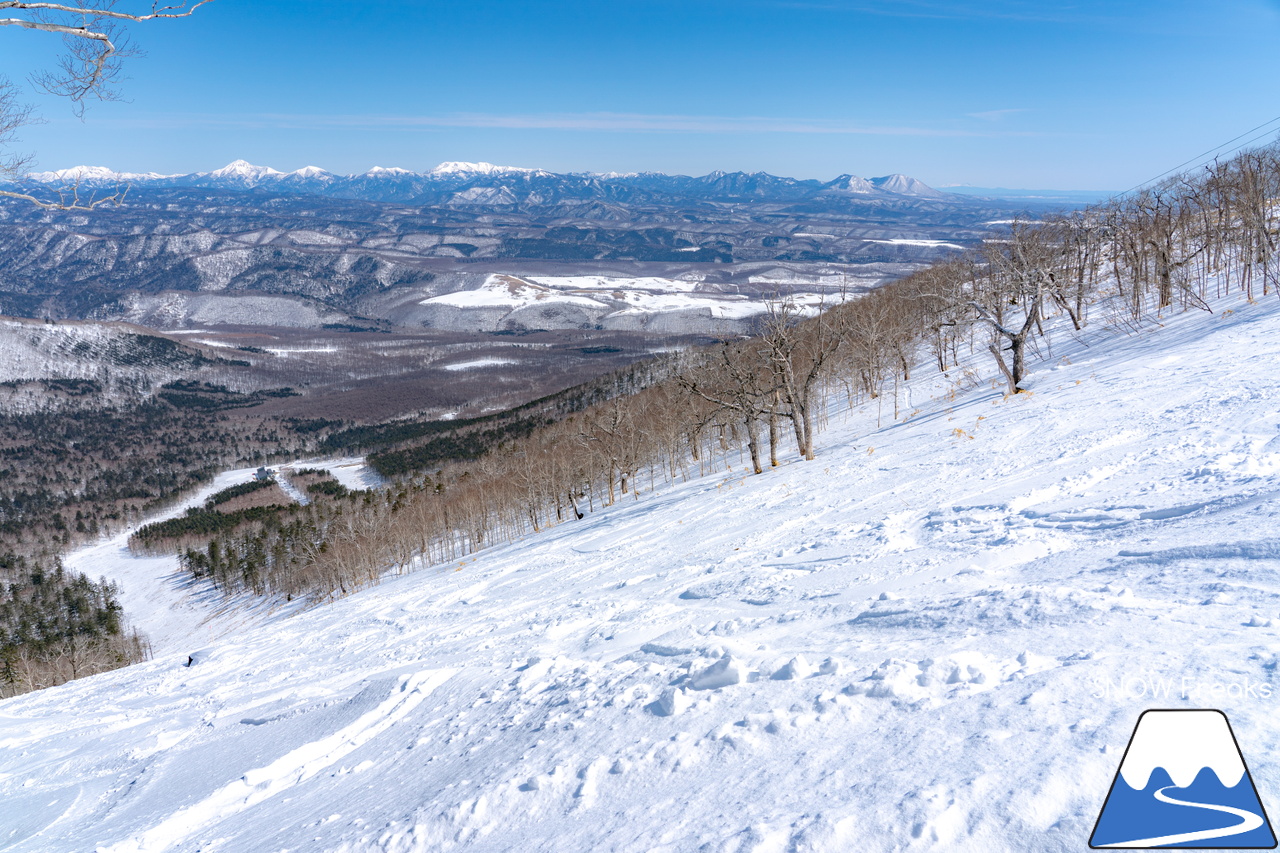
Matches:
[[4, 291, 1280, 852], [63, 457, 383, 655]]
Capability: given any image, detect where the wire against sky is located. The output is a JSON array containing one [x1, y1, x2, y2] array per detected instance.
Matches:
[[1117, 113, 1280, 197]]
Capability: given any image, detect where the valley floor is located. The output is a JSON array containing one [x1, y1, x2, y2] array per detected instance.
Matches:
[[3, 291, 1280, 852]]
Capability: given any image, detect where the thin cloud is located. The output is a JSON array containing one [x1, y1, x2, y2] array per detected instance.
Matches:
[[81, 111, 1043, 138], [761, 0, 1104, 25], [967, 109, 1027, 122]]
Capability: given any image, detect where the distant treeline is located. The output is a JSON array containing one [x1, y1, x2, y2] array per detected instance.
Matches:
[[157, 381, 298, 412], [318, 362, 671, 459], [367, 415, 550, 477], [133, 504, 301, 547], [0, 400, 319, 562]]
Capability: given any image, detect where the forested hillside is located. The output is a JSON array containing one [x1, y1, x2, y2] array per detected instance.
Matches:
[[143, 144, 1280, 607]]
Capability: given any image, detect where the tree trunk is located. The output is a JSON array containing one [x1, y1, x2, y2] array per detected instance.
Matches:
[[768, 404, 779, 468], [745, 417, 763, 474]]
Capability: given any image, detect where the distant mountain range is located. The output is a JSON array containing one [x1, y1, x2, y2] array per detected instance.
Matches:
[[0, 160, 1082, 334], [17, 160, 962, 207], [943, 185, 1114, 204]]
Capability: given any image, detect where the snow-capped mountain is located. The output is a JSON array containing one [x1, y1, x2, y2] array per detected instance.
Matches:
[[25, 165, 178, 184], [870, 173, 948, 198], [15, 160, 959, 206], [429, 161, 537, 176], [0, 154, 1014, 331], [824, 174, 879, 194], [284, 165, 334, 180], [199, 159, 286, 187]]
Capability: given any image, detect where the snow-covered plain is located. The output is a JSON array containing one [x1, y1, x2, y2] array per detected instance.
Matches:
[[417, 273, 823, 333], [865, 238, 965, 249], [440, 357, 519, 372], [5, 291, 1280, 851]]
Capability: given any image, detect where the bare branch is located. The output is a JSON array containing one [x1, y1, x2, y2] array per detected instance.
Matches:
[[0, 1, 211, 207], [0, 77, 36, 180], [0, 1, 214, 102], [0, 177, 127, 209], [0, 1, 214, 21]]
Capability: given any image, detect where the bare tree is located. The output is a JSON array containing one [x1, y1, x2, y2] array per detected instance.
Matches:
[[0, 1, 214, 208], [679, 340, 773, 474], [970, 221, 1063, 393], [759, 296, 843, 460]]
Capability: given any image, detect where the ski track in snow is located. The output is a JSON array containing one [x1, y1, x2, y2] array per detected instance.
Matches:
[[3, 290, 1280, 850]]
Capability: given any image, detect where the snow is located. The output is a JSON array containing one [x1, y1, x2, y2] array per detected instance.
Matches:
[[870, 173, 947, 198], [420, 274, 802, 324], [827, 174, 877, 194], [448, 186, 519, 205], [866, 238, 965, 249], [603, 290, 776, 320], [62, 464, 284, 654], [295, 456, 385, 492], [286, 166, 333, 179], [25, 166, 177, 183], [441, 357, 518, 371], [421, 275, 603, 310], [430, 161, 535, 176], [6, 289, 1280, 850], [61, 459, 380, 655], [262, 346, 339, 355], [204, 160, 285, 181], [525, 275, 702, 293]]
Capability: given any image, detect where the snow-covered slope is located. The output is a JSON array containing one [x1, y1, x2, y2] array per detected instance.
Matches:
[[62, 458, 383, 655], [429, 161, 537, 176], [871, 173, 948, 198], [824, 174, 878, 194], [4, 292, 1280, 851]]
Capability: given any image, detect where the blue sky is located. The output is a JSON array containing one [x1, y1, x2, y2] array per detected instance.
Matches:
[[2, 0, 1279, 188]]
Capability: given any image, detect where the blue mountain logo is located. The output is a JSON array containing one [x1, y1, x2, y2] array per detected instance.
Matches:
[[1091, 709, 1276, 848]]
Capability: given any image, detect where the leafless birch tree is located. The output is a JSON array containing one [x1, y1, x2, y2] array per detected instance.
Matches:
[[0, 1, 214, 208]]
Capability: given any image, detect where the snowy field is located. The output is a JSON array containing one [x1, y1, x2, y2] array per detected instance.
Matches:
[[524, 276, 703, 293], [418, 274, 821, 329], [440, 357, 519, 372], [4, 291, 1280, 851]]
